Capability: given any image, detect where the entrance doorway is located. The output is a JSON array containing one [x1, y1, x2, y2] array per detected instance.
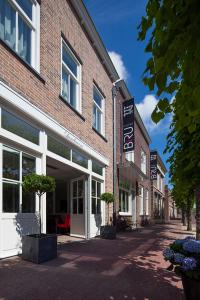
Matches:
[[46, 156, 86, 238]]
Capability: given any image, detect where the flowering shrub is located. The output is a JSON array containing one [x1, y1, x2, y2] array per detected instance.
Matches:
[[163, 236, 200, 281]]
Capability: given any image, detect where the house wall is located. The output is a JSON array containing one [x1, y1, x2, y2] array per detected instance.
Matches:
[[0, 0, 114, 194], [0, 0, 115, 257], [115, 87, 151, 225]]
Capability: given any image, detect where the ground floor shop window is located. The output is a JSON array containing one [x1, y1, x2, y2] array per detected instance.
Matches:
[[92, 179, 101, 214], [2, 145, 36, 213], [119, 189, 129, 213]]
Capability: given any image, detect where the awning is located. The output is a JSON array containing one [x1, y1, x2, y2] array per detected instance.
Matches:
[[117, 161, 149, 186]]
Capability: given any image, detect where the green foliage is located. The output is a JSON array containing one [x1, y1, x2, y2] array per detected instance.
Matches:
[[138, 0, 200, 239], [23, 174, 55, 197], [138, 0, 200, 126], [100, 192, 115, 204]]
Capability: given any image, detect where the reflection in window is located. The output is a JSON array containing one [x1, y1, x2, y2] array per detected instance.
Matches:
[[3, 182, 19, 212], [92, 160, 103, 176], [93, 86, 104, 134], [61, 41, 80, 110], [0, 0, 38, 66], [2, 109, 39, 144], [72, 179, 84, 215], [3, 147, 20, 180], [2, 146, 36, 213], [22, 153, 35, 179], [72, 150, 88, 168], [91, 180, 101, 214], [48, 136, 70, 160], [119, 189, 129, 213]]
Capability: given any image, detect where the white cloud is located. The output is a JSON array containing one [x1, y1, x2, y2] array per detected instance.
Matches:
[[108, 51, 128, 80], [136, 95, 171, 134]]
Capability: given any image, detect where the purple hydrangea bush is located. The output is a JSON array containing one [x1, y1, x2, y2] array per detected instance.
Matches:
[[163, 236, 200, 281]]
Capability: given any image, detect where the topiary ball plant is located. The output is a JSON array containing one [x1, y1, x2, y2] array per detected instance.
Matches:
[[23, 174, 55, 235], [100, 192, 115, 225]]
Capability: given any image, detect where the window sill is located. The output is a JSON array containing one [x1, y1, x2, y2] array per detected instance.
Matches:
[[92, 127, 107, 142], [0, 38, 45, 85], [59, 94, 86, 121], [119, 212, 132, 216]]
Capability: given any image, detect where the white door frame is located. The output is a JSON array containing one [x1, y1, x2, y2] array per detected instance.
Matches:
[[70, 175, 86, 238]]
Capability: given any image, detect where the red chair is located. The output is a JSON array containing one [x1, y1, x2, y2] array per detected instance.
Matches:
[[56, 214, 70, 233]]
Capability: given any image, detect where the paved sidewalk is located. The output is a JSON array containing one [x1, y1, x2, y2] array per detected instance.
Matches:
[[0, 222, 192, 300]]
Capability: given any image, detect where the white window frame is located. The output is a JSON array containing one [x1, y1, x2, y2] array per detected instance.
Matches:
[[1, 0, 40, 71], [139, 186, 144, 215], [119, 188, 131, 215], [141, 149, 147, 175], [145, 189, 149, 215], [61, 39, 82, 113], [93, 85, 105, 136], [1, 144, 36, 214], [125, 151, 134, 162], [91, 179, 101, 215]]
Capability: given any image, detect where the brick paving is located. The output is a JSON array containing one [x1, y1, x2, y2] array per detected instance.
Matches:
[[0, 222, 192, 300]]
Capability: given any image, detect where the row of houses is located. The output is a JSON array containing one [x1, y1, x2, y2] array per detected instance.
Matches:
[[0, 0, 171, 259]]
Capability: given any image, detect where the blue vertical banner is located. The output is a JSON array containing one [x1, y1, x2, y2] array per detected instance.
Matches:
[[122, 98, 134, 152]]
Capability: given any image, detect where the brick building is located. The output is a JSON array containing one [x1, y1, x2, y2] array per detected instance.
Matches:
[[150, 150, 167, 223], [115, 80, 151, 227], [0, 0, 119, 258]]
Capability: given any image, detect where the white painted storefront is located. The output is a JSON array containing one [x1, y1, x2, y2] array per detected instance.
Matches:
[[0, 81, 108, 259]]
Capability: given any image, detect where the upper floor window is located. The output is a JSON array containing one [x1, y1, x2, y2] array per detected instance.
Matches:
[[92, 86, 105, 135], [125, 151, 134, 162], [0, 0, 40, 69], [61, 40, 81, 112], [141, 149, 147, 174]]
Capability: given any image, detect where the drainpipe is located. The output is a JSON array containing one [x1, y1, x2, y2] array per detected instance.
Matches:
[[112, 84, 118, 226]]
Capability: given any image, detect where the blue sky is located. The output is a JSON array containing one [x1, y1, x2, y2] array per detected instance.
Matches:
[[84, 0, 171, 182]]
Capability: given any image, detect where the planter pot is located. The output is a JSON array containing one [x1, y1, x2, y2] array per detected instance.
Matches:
[[181, 273, 200, 300], [100, 225, 116, 240], [22, 234, 57, 264]]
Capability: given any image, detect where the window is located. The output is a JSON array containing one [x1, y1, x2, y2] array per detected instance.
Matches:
[[93, 86, 104, 135], [139, 186, 144, 215], [47, 136, 70, 160], [92, 160, 103, 176], [72, 179, 84, 215], [92, 180, 101, 214], [119, 189, 129, 213], [72, 150, 88, 169], [61, 40, 81, 111], [125, 151, 134, 162], [2, 146, 36, 213], [2, 109, 40, 145], [141, 149, 147, 174], [0, 0, 40, 69], [145, 189, 149, 215]]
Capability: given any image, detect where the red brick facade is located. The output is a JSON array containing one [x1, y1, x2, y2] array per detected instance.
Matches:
[[0, 0, 115, 193]]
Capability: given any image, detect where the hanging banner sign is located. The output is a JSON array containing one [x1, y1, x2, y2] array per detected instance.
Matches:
[[150, 151, 157, 180], [122, 98, 134, 152]]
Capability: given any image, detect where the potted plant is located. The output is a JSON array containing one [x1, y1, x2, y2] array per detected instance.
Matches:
[[22, 174, 56, 264], [100, 192, 116, 239], [163, 236, 200, 299]]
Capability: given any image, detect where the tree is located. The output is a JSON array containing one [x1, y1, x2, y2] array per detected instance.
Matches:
[[138, 0, 200, 239], [23, 174, 55, 235], [100, 193, 115, 225]]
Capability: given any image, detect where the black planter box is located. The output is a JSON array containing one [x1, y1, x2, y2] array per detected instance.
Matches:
[[22, 234, 57, 264], [181, 274, 200, 300], [100, 225, 116, 239]]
